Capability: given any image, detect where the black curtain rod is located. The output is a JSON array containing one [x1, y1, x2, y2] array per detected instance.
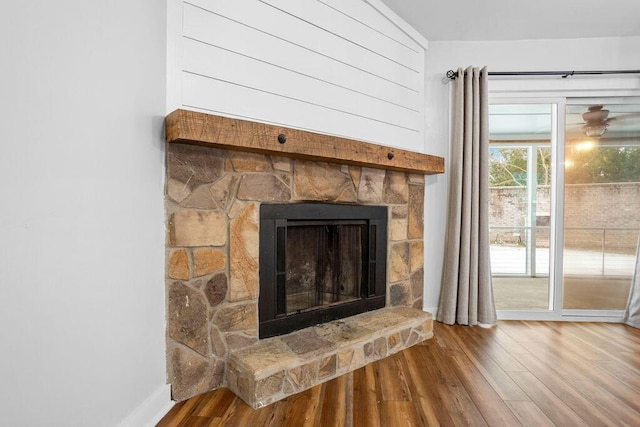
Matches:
[[446, 69, 640, 79]]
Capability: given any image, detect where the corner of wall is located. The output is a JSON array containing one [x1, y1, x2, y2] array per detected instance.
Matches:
[[364, 0, 428, 49], [117, 384, 173, 427]]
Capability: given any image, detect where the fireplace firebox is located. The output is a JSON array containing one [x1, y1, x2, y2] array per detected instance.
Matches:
[[259, 203, 387, 338]]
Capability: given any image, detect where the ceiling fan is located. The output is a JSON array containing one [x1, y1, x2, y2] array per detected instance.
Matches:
[[580, 105, 614, 137], [567, 105, 640, 140]]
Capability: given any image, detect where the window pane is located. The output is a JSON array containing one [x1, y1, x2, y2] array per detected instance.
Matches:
[[489, 104, 553, 310], [563, 103, 640, 310]]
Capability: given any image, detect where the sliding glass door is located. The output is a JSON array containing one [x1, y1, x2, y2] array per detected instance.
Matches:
[[563, 102, 640, 311], [489, 104, 554, 311], [489, 98, 640, 319]]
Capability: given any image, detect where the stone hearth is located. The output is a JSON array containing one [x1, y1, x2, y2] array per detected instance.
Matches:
[[165, 140, 429, 403], [228, 306, 432, 408]]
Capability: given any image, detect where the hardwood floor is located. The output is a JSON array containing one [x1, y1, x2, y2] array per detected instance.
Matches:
[[157, 321, 640, 426]]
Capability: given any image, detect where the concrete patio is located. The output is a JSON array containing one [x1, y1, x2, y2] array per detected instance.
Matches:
[[491, 245, 636, 310]]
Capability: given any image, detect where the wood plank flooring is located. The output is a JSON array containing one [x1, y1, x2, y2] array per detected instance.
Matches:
[[157, 321, 640, 426]]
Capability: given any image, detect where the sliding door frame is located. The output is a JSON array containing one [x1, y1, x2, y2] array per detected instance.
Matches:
[[490, 97, 566, 321], [489, 96, 640, 322], [489, 78, 640, 322], [561, 96, 640, 321]]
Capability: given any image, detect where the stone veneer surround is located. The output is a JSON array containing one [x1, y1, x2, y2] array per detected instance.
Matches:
[[165, 142, 426, 402]]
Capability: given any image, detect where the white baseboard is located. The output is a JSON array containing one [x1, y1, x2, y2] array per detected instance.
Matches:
[[424, 306, 438, 317], [118, 384, 174, 427]]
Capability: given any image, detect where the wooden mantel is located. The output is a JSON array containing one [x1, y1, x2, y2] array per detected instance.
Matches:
[[165, 109, 444, 175]]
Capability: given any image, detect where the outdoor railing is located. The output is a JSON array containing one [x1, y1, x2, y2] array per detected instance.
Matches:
[[489, 225, 640, 277]]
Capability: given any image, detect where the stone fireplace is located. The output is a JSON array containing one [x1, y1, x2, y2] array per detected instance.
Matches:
[[164, 110, 443, 405]]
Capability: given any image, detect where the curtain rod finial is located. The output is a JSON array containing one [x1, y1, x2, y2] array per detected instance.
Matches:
[[446, 70, 458, 79]]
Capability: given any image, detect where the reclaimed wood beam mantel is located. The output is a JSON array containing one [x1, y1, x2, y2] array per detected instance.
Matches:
[[165, 109, 445, 175]]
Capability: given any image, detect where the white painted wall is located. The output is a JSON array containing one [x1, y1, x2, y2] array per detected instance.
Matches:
[[0, 1, 168, 426], [169, 0, 428, 151], [4, 2, 635, 423], [422, 36, 640, 314]]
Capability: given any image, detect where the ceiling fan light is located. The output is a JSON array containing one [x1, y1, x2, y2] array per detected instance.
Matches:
[[575, 140, 596, 151], [583, 123, 608, 137]]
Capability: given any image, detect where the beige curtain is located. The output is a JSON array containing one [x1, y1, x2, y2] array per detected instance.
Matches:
[[437, 66, 497, 326], [623, 236, 640, 328]]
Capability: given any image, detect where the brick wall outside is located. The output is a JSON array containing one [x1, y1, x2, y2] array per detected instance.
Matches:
[[490, 182, 640, 252]]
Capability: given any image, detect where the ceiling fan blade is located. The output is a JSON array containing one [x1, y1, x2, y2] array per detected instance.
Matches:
[[610, 112, 640, 121]]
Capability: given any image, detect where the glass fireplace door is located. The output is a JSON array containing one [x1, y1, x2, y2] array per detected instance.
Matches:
[[259, 203, 387, 338], [285, 223, 366, 314]]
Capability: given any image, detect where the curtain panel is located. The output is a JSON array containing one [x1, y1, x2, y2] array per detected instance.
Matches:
[[437, 66, 497, 326], [623, 236, 640, 328]]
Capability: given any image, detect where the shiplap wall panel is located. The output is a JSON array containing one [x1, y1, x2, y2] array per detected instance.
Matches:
[[182, 73, 420, 144], [182, 3, 422, 111], [261, 0, 422, 71], [186, 0, 420, 89], [175, 0, 427, 149], [317, 0, 422, 51], [183, 39, 420, 131]]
